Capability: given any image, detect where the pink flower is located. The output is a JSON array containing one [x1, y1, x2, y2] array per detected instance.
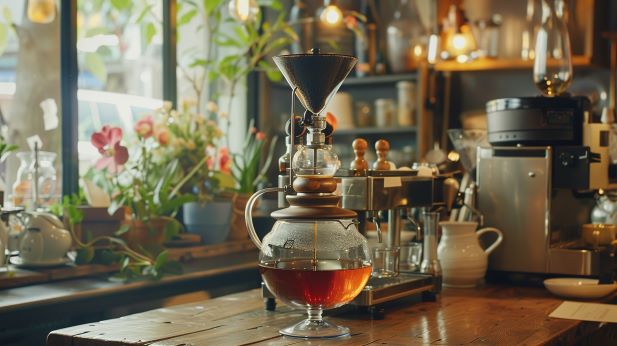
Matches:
[[91, 126, 129, 173], [219, 147, 231, 174], [154, 125, 170, 146], [256, 132, 266, 141], [134, 115, 154, 138]]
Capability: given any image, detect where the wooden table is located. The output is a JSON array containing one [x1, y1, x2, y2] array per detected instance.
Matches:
[[47, 285, 617, 345]]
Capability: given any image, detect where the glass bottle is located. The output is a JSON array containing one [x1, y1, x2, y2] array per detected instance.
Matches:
[[11, 151, 57, 210], [386, 0, 424, 73], [522, 0, 541, 60], [289, 0, 314, 54], [533, 0, 572, 96]]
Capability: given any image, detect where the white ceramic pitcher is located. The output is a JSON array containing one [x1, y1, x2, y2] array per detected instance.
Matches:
[[438, 221, 503, 288]]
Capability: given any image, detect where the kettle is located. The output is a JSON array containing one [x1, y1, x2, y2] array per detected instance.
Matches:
[[19, 212, 71, 264]]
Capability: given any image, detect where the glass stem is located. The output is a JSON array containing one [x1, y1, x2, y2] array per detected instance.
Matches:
[[307, 308, 323, 322]]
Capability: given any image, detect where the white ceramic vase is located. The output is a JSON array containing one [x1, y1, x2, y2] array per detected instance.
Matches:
[[438, 221, 503, 288]]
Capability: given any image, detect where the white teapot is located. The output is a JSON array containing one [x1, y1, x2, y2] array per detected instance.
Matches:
[[438, 221, 503, 288], [19, 212, 71, 264]]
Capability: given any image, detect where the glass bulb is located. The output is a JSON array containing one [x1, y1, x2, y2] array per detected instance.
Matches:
[[319, 5, 343, 25], [292, 146, 340, 177], [228, 0, 259, 23], [533, 0, 572, 96], [28, 0, 56, 24]]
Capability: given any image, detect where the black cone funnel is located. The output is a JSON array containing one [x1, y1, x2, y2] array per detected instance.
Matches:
[[273, 49, 357, 115]]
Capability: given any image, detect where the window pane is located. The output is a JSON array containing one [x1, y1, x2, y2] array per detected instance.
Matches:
[[0, 0, 62, 209], [77, 1, 163, 176]]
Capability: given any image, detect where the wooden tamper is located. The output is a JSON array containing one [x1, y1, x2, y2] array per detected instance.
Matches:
[[373, 139, 391, 170], [350, 138, 369, 171]]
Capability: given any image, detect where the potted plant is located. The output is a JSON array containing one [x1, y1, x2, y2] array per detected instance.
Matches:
[[87, 109, 202, 248], [228, 121, 277, 240], [153, 100, 235, 244]]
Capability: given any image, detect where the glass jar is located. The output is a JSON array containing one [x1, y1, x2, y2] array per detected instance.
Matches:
[[386, 0, 424, 73], [533, 0, 572, 96], [11, 151, 58, 209]]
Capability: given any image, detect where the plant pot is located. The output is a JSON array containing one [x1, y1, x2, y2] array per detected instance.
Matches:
[[121, 218, 169, 248], [183, 201, 231, 244], [229, 193, 254, 241]]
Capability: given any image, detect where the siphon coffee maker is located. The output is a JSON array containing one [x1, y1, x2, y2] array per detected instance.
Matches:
[[244, 49, 371, 338]]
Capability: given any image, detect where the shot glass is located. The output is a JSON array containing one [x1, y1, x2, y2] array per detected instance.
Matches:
[[400, 242, 423, 272], [372, 247, 400, 278]]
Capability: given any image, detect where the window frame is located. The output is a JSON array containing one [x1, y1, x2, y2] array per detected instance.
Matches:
[[60, 0, 178, 196]]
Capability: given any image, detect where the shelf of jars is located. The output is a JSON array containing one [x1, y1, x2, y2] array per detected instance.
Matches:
[[433, 56, 592, 72], [335, 126, 416, 136]]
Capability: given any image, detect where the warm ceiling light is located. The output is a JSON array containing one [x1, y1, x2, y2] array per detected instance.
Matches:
[[442, 5, 477, 63], [228, 0, 259, 23], [320, 1, 343, 25], [27, 0, 56, 24]]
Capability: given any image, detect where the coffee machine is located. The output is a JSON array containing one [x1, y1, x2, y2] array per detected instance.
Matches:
[[340, 139, 446, 307], [478, 96, 617, 276]]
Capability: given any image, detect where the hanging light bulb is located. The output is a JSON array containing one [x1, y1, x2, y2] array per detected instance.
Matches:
[[441, 5, 477, 63], [228, 0, 259, 23], [319, 0, 343, 26], [27, 0, 56, 24]]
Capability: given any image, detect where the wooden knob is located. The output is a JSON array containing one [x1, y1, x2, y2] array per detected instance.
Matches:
[[373, 139, 391, 170], [350, 138, 369, 171]]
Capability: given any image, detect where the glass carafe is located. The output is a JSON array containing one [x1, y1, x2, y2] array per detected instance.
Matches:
[[533, 0, 572, 96], [11, 151, 57, 209], [245, 189, 371, 338]]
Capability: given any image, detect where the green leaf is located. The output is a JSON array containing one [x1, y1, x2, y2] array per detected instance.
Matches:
[[154, 250, 168, 270], [84, 53, 107, 84], [75, 246, 95, 265], [144, 22, 157, 44], [163, 219, 183, 240], [232, 26, 250, 44], [115, 224, 131, 236], [204, 0, 224, 16], [111, 0, 131, 10], [134, 4, 153, 24], [188, 58, 210, 68], [178, 9, 198, 26]]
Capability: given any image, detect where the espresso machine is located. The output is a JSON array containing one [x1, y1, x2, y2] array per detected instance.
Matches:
[[340, 139, 446, 307], [478, 95, 617, 276]]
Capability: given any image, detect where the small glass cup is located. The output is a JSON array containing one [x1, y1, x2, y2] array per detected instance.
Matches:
[[400, 242, 423, 272], [372, 247, 399, 278]]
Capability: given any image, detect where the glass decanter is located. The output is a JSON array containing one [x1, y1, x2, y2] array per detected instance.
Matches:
[[245, 175, 371, 338], [533, 0, 572, 96]]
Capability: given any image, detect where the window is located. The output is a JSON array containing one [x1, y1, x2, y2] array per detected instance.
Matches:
[[76, 0, 164, 174], [0, 0, 62, 208]]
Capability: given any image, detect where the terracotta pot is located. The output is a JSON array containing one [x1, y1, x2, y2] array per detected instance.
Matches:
[[121, 218, 169, 248], [229, 193, 255, 241]]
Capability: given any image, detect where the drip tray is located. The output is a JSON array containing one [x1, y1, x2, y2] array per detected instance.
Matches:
[[352, 273, 436, 307]]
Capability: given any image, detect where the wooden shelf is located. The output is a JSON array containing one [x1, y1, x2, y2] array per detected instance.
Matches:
[[341, 73, 417, 86], [335, 126, 416, 136], [434, 56, 592, 72]]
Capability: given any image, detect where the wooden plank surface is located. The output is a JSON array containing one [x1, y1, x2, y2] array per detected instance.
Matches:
[[47, 285, 614, 346]]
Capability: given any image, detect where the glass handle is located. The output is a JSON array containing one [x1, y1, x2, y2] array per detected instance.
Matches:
[[245, 187, 283, 250]]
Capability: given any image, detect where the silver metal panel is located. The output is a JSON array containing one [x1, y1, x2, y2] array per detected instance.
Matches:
[[548, 248, 599, 275], [341, 176, 435, 211], [477, 147, 551, 273]]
